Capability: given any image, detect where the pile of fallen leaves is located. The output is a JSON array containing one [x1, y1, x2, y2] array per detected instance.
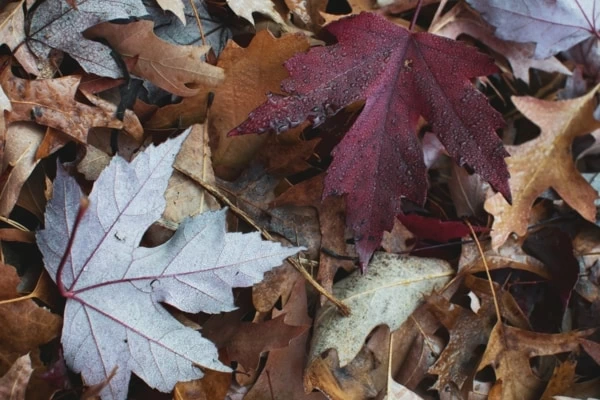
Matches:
[[1, 0, 600, 399]]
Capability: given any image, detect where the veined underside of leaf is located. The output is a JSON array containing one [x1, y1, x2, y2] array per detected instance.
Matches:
[[466, 0, 600, 59], [36, 130, 301, 400], [27, 0, 148, 78], [229, 12, 510, 267]]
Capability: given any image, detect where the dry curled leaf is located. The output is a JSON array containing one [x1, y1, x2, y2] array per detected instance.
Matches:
[[485, 85, 600, 249]]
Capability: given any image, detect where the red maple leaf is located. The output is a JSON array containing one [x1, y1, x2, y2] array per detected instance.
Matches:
[[229, 12, 510, 268]]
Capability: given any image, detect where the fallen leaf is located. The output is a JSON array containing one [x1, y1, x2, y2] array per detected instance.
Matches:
[[540, 359, 577, 400], [0, 263, 62, 394], [156, 0, 186, 24], [431, 3, 571, 84], [227, 0, 287, 27], [0, 354, 33, 400], [485, 85, 600, 249], [244, 278, 325, 400], [309, 252, 453, 366], [272, 174, 356, 295], [0, 122, 44, 217], [162, 123, 220, 229], [0, 1, 26, 51], [26, 0, 147, 77], [477, 324, 590, 399], [205, 30, 310, 179], [1, 67, 141, 144], [36, 130, 302, 400], [149, 0, 231, 56], [225, 314, 309, 370], [173, 367, 231, 400], [230, 12, 510, 267], [466, 0, 599, 58], [87, 20, 224, 97], [396, 214, 486, 243]]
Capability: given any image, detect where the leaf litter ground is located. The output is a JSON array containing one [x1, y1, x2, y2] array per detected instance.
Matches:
[[2, 1, 600, 399]]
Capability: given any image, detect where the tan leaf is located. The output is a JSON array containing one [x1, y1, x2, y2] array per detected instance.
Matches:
[[0, 354, 32, 400], [0, 122, 44, 217], [540, 359, 576, 400], [87, 20, 224, 97], [478, 324, 589, 399], [0, 1, 26, 51], [208, 30, 309, 179], [484, 85, 600, 249], [165, 123, 220, 227], [227, 0, 287, 26], [174, 368, 231, 400], [157, 0, 186, 24]]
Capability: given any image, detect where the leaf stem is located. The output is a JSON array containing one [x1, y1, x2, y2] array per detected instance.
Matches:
[[409, 0, 424, 31], [56, 197, 89, 299]]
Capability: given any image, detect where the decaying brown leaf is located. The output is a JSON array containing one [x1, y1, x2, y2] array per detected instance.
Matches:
[[245, 278, 325, 400], [485, 85, 600, 249], [0, 263, 61, 399], [478, 324, 591, 399], [0, 354, 33, 400], [1, 67, 142, 144]]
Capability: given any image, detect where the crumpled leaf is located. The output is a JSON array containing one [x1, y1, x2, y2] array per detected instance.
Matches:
[[485, 85, 600, 249], [478, 324, 590, 399], [0, 354, 33, 400], [0, 122, 44, 217], [27, 0, 148, 78], [87, 20, 224, 97], [466, 0, 600, 59], [1, 66, 142, 143], [0, 263, 62, 398], [230, 12, 510, 267], [309, 252, 453, 366], [36, 130, 302, 400], [431, 3, 571, 84]]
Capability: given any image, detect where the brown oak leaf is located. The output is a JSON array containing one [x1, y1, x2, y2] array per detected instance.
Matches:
[[478, 324, 590, 399], [485, 85, 600, 249]]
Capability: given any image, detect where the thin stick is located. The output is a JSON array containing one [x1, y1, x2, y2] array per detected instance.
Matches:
[[464, 220, 501, 322], [189, 0, 207, 46], [409, 0, 424, 31]]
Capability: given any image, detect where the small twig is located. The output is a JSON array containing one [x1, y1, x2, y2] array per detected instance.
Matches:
[[464, 220, 502, 323], [409, 0, 424, 31], [189, 0, 207, 46], [194, 178, 351, 315]]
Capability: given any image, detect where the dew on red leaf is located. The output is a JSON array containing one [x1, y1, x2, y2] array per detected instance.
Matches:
[[229, 12, 510, 268]]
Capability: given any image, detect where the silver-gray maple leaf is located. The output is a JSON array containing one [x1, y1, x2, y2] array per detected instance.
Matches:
[[467, 0, 600, 59], [27, 0, 148, 77], [36, 129, 302, 400]]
